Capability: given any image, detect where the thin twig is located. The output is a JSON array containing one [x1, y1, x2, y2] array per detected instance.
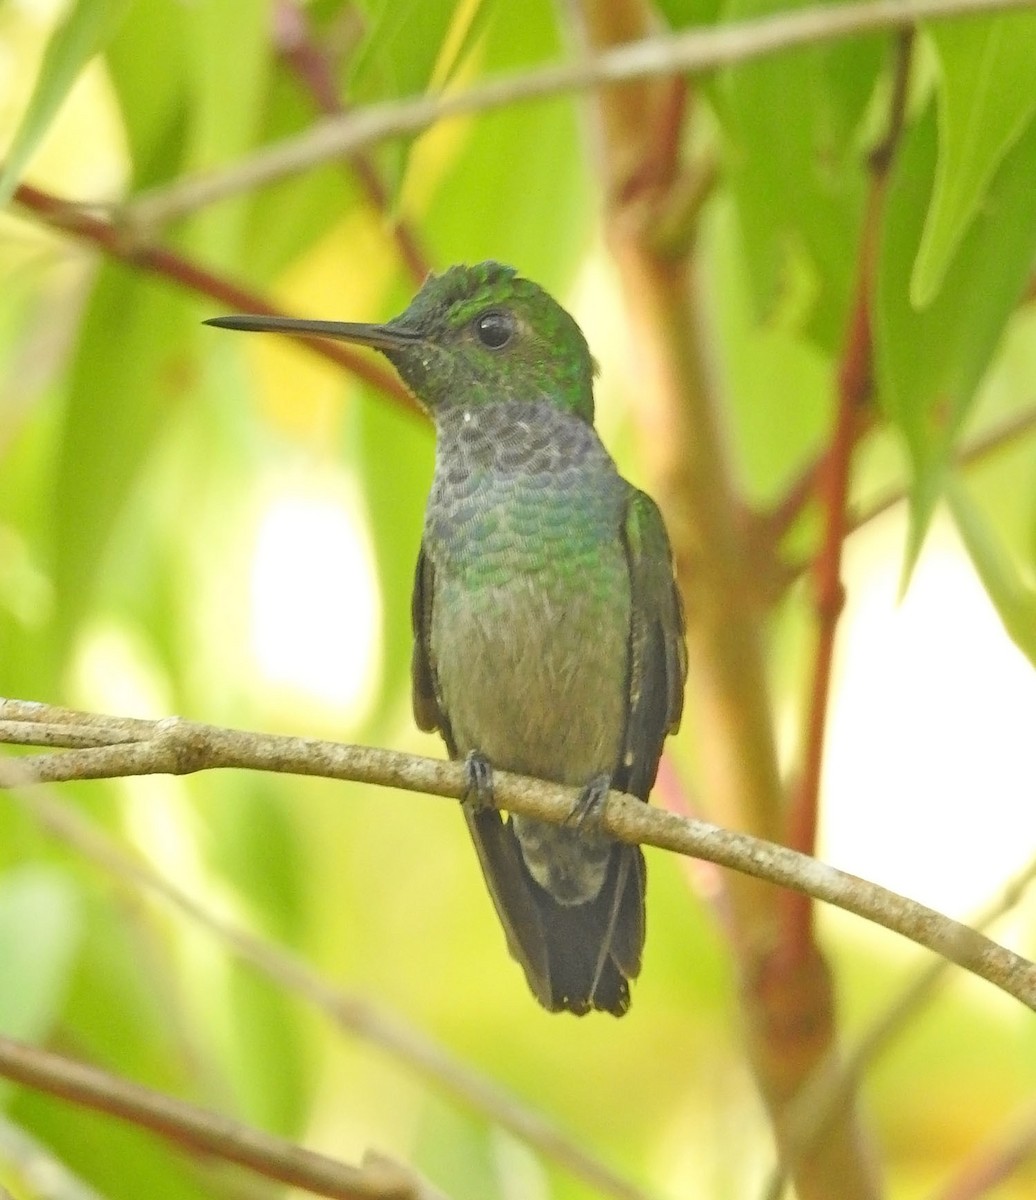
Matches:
[[762, 851, 1036, 1200], [5, 770, 652, 1200], [9, 182, 418, 414], [782, 31, 913, 957], [125, 0, 1036, 231], [273, 1, 432, 283], [763, 400, 1036, 591], [848, 402, 1036, 535], [928, 1100, 1036, 1200], [0, 1036, 433, 1200], [761, 399, 1036, 556], [1, 700, 1034, 1009]]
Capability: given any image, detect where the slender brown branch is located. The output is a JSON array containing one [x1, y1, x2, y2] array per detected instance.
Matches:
[[848, 401, 1036, 535], [0, 1036, 430, 1200], [9, 181, 417, 414], [762, 851, 1036, 1200], [573, 0, 871, 1191], [783, 31, 913, 957], [762, 400, 1036, 593], [1, 700, 1034, 1010], [5, 767, 652, 1200], [929, 1101, 1036, 1200], [273, 1, 432, 283], [125, 0, 1036, 231]]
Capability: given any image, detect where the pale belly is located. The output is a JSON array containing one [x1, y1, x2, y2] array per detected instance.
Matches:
[[432, 564, 631, 902]]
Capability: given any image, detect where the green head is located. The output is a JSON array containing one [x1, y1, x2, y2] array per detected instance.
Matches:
[[205, 262, 596, 423]]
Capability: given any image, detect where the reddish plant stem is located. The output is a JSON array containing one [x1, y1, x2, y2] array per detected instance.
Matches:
[[780, 32, 913, 960], [11, 180, 417, 414], [930, 1101, 1036, 1200], [850, 402, 1036, 533], [760, 396, 1036, 590], [760, 408, 877, 547], [574, 1, 881, 1195], [273, 0, 432, 284]]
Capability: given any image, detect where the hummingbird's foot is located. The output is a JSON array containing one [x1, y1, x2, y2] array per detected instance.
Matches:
[[567, 772, 612, 833], [462, 751, 495, 811]]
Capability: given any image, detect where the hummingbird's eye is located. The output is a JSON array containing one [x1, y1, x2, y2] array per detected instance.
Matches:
[[474, 310, 516, 350]]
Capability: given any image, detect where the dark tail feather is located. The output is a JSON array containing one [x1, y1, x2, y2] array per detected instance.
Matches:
[[465, 807, 645, 1016]]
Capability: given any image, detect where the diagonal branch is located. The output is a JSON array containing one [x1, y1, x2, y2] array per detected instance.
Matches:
[[762, 850, 1036, 1200], [9, 181, 417, 414], [124, 0, 1036, 231], [273, 0, 432, 284], [753, 400, 1036, 599], [928, 1100, 1036, 1200], [0, 1035, 435, 1200], [9, 781, 652, 1200], [1, 700, 1034, 1010]]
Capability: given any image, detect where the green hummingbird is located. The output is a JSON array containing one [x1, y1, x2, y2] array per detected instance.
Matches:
[[206, 262, 686, 1015]]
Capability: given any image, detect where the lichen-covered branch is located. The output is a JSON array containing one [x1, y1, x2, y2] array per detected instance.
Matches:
[[9, 777, 651, 1200], [1, 700, 1033, 1010]]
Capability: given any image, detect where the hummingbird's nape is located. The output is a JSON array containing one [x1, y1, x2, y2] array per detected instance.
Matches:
[[206, 264, 686, 1015]]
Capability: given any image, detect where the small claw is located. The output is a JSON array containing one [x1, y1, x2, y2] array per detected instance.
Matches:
[[567, 772, 612, 832], [463, 751, 494, 811]]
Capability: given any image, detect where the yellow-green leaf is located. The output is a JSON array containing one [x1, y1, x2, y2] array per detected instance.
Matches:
[[912, 14, 1036, 307], [0, 0, 132, 205], [946, 476, 1036, 668]]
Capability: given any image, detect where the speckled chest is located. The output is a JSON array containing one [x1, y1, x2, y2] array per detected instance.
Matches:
[[421, 402, 633, 787]]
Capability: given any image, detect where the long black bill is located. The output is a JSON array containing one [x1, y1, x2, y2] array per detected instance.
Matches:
[[203, 314, 418, 351]]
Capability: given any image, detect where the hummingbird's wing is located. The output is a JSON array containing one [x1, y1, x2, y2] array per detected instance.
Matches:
[[410, 545, 454, 748], [618, 489, 687, 802]]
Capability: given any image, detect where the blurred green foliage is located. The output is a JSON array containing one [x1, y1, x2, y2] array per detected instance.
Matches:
[[2, 1, 1036, 1198]]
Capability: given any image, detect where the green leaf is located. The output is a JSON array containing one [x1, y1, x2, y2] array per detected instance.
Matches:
[[53, 264, 194, 649], [418, 0, 591, 284], [0, 0, 133, 205], [180, 0, 272, 266], [706, 196, 831, 505], [946, 476, 1036, 668], [349, 0, 492, 102], [347, 0, 495, 203], [715, 0, 879, 351], [105, 0, 190, 189], [876, 103, 1036, 574], [0, 866, 81, 1043], [241, 72, 360, 283], [655, 0, 724, 27], [912, 14, 1036, 307]]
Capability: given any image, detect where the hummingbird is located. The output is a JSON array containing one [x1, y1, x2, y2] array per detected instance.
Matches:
[[206, 262, 686, 1015]]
